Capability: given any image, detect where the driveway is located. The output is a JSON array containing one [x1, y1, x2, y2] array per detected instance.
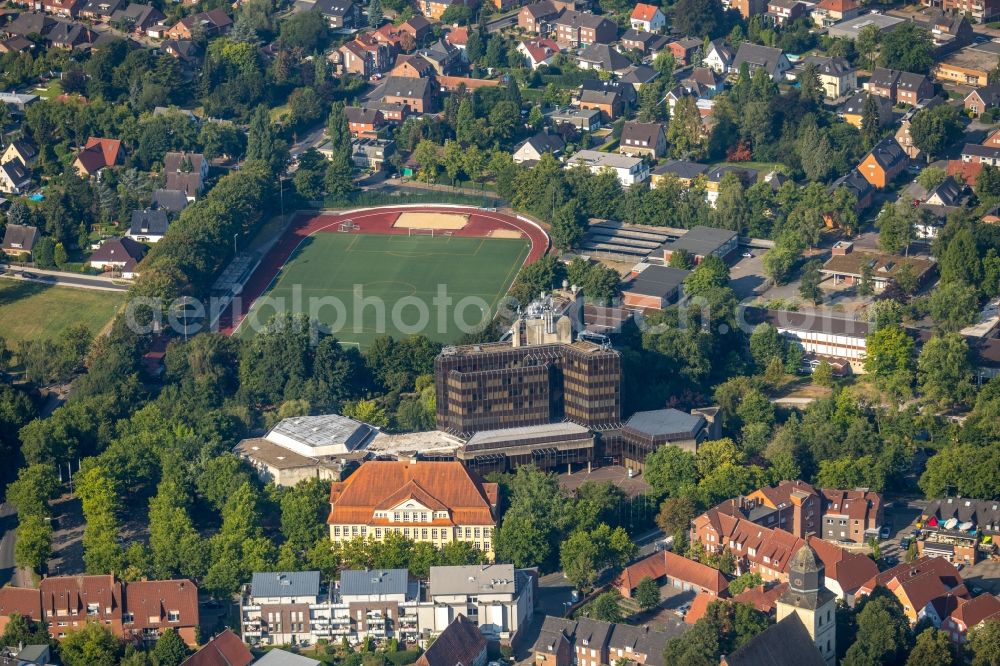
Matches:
[[729, 250, 768, 300], [0, 503, 20, 587], [1, 268, 128, 292], [963, 560, 1000, 596]]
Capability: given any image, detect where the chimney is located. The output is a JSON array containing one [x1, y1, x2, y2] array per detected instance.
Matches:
[[832, 241, 853, 256]]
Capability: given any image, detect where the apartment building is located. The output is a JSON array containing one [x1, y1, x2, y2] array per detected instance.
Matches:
[[0, 576, 198, 646], [328, 460, 498, 559], [420, 565, 534, 640], [532, 616, 678, 666], [565, 150, 649, 187], [820, 489, 883, 544]]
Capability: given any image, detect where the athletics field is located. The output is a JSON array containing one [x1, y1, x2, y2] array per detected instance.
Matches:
[[236, 232, 530, 348]]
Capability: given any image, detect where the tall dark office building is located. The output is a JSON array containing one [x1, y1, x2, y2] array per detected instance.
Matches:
[[434, 325, 622, 437]]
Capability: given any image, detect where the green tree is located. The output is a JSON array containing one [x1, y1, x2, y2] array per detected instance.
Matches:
[[906, 627, 956, 666], [148, 480, 208, 580], [684, 255, 729, 297], [864, 324, 914, 382], [929, 281, 979, 333], [918, 333, 975, 408], [727, 572, 763, 596], [550, 200, 585, 251], [281, 477, 330, 554], [643, 445, 699, 498], [14, 514, 52, 574], [668, 248, 694, 269], [635, 576, 660, 610], [368, 0, 383, 26], [246, 105, 289, 175], [6, 464, 60, 518], [59, 622, 123, 666], [560, 523, 635, 590], [813, 361, 834, 388], [876, 203, 914, 255], [861, 93, 881, 150], [583, 591, 623, 623], [970, 620, 1000, 666], [878, 22, 934, 73], [152, 628, 190, 666], [667, 95, 704, 159], [856, 24, 879, 70], [76, 466, 124, 575], [799, 259, 823, 304], [655, 496, 697, 538], [279, 8, 328, 50], [749, 323, 785, 371], [910, 104, 964, 161], [843, 594, 913, 666], [917, 167, 948, 191]]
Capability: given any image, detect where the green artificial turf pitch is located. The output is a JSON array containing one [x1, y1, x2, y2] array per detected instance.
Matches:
[[238, 233, 530, 348]]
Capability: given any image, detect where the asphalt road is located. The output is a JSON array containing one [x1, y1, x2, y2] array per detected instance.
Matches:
[[0, 503, 20, 588], [2, 269, 129, 292]]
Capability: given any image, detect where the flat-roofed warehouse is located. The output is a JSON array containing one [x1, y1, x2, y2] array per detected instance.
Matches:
[[456, 422, 595, 475], [621, 264, 691, 310], [826, 13, 904, 40], [660, 225, 738, 264]]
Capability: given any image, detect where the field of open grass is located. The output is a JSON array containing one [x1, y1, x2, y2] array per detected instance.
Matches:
[[0, 279, 124, 344], [237, 232, 529, 348]]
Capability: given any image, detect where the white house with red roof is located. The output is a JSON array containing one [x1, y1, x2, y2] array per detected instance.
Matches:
[[630, 3, 665, 32], [517, 38, 560, 69]]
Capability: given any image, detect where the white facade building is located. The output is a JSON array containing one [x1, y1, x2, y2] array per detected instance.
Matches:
[[565, 150, 649, 187]]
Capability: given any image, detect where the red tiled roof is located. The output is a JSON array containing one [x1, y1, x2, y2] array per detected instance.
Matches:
[[520, 38, 559, 63], [616, 551, 728, 597], [630, 3, 660, 21], [821, 488, 881, 522], [445, 26, 468, 46], [860, 556, 964, 596], [817, 0, 856, 11], [124, 579, 198, 631], [948, 159, 983, 185], [0, 587, 43, 622], [40, 575, 123, 620], [733, 582, 788, 614], [83, 137, 121, 166], [889, 570, 950, 614], [181, 629, 252, 666], [950, 594, 1000, 630], [807, 535, 878, 594], [328, 461, 497, 526]]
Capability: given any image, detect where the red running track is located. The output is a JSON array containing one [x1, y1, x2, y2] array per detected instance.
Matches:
[[217, 206, 549, 335]]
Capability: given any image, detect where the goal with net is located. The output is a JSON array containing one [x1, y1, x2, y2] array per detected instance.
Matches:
[[339, 220, 358, 232], [408, 228, 435, 237]]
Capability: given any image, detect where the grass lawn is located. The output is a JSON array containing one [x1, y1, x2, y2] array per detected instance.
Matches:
[[237, 233, 530, 348], [34, 80, 62, 99], [706, 160, 791, 175], [0, 279, 124, 344]]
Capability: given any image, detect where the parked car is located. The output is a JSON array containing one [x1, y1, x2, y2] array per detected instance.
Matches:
[[900, 537, 912, 550], [741, 251, 753, 258], [880, 525, 891, 540], [972, 586, 984, 595], [675, 602, 692, 616]]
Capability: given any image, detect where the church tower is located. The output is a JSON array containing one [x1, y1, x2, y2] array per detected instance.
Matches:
[[776, 544, 837, 666]]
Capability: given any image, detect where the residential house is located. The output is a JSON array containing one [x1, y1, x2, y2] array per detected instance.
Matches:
[[163, 151, 208, 201], [180, 629, 252, 666], [79, 0, 121, 21], [0, 158, 31, 194], [518, 1, 561, 34], [336, 38, 386, 78], [650, 159, 707, 187], [379, 76, 434, 114], [315, 0, 362, 28], [615, 550, 728, 599], [924, 0, 1000, 23], [933, 42, 997, 87], [337, 569, 418, 642], [663, 224, 739, 262], [351, 138, 394, 170], [123, 579, 199, 646], [512, 132, 565, 164], [532, 617, 682, 666], [400, 15, 431, 42], [576, 43, 630, 74], [327, 460, 498, 559], [46, 21, 97, 48], [725, 0, 768, 19], [961, 143, 1000, 166], [667, 37, 701, 66], [820, 489, 883, 544], [345, 106, 385, 138], [965, 84, 1000, 115], [372, 22, 415, 54], [620, 29, 669, 56], [565, 150, 649, 187], [918, 10, 974, 51], [620, 64, 660, 90], [391, 53, 436, 78], [1, 140, 37, 169], [941, 595, 1000, 643], [917, 497, 1000, 565], [414, 39, 461, 76], [682, 67, 723, 98], [858, 136, 908, 188], [803, 55, 856, 98], [830, 169, 875, 213], [152, 188, 190, 215], [517, 38, 560, 68], [444, 26, 469, 55], [618, 121, 666, 159], [128, 209, 169, 243], [164, 10, 232, 40], [577, 79, 634, 120], [161, 39, 201, 66], [705, 166, 757, 206], [109, 3, 165, 34], [811, 0, 860, 26], [73, 137, 122, 177], [0, 223, 38, 261], [38, 0, 79, 18], [839, 91, 893, 129], [767, 0, 806, 25], [416, 616, 487, 666], [820, 241, 936, 293], [630, 2, 665, 31], [731, 42, 790, 81], [925, 178, 966, 207], [703, 39, 734, 73], [89, 237, 146, 279], [0, 36, 34, 54], [2, 13, 56, 41], [868, 68, 933, 105], [240, 571, 336, 646], [548, 107, 601, 131], [420, 0, 471, 20], [550, 11, 617, 48], [422, 565, 534, 640]]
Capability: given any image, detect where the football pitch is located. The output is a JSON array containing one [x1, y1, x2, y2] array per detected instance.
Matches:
[[237, 232, 530, 348]]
